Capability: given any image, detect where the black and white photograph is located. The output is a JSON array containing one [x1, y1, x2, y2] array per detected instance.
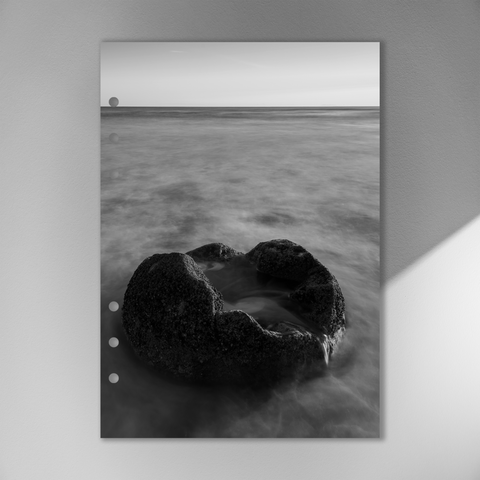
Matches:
[[101, 42, 380, 438]]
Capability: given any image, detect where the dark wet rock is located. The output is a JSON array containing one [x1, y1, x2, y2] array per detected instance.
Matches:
[[246, 239, 346, 358], [186, 243, 243, 262], [212, 310, 326, 384], [122, 253, 223, 380], [123, 240, 345, 385], [289, 267, 346, 355], [245, 239, 319, 282]]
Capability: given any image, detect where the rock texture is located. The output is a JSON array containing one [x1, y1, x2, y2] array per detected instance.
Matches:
[[246, 239, 346, 356], [122, 240, 346, 385], [246, 238, 319, 282], [186, 243, 242, 262]]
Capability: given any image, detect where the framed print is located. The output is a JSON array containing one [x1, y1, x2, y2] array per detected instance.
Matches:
[[101, 42, 380, 438]]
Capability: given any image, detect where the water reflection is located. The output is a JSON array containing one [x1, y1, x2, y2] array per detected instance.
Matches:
[[200, 257, 321, 334]]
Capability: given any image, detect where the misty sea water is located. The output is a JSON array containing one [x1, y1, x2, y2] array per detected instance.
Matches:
[[101, 107, 380, 437]]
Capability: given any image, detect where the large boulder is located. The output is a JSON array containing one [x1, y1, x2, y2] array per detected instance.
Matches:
[[122, 240, 346, 385]]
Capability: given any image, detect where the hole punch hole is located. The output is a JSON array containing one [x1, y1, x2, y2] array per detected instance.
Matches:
[[109, 337, 119, 348], [109, 373, 119, 384], [109, 133, 119, 143], [109, 301, 119, 312]]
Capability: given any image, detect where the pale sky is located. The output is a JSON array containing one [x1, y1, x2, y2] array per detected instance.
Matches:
[[101, 42, 379, 107]]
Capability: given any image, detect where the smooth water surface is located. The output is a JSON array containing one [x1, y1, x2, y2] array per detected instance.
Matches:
[[200, 258, 322, 336], [101, 107, 379, 437]]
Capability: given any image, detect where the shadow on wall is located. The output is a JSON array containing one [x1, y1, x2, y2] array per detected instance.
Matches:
[[379, 2, 480, 281]]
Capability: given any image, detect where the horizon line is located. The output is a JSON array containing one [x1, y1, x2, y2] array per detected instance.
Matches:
[[100, 105, 380, 108]]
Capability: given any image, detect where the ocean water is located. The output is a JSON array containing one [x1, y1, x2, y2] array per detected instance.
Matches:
[[101, 107, 380, 438]]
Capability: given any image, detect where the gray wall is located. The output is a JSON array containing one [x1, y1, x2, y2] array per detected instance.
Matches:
[[1, 1, 480, 479]]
